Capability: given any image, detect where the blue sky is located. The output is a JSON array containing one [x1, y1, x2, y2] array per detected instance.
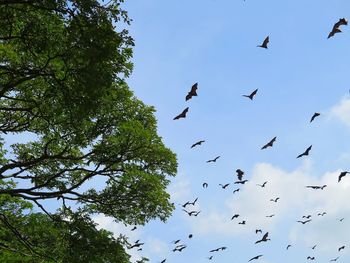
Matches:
[[94, 0, 350, 262]]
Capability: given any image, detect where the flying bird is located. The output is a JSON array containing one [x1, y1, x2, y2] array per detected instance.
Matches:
[[307, 256, 315, 260], [238, 220, 246, 225], [330, 257, 340, 262], [310, 112, 320, 123], [328, 18, 348, 39], [261, 137, 277, 150], [297, 219, 312, 224], [257, 181, 267, 188], [243, 89, 258, 100], [202, 182, 208, 188], [255, 232, 270, 244], [235, 180, 248, 185], [191, 140, 205, 148], [270, 197, 280, 203], [318, 212, 327, 216], [255, 229, 262, 234], [338, 171, 349, 182], [172, 239, 181, 244], [311, 245, 317, 250], [338, 245, 345, 252], [173, 107, 189, 120], [185, 83, 198, 101], [207, 156, 220, 163], [297, 145, 312, 158], [249, 255, 263, 261], [233, 188, 240, 194], [303, 215, 312, 219], [188, 234, 193, 239], [219, 183, 230, 189], [266, 214, 275, 218], [231, 214, 240, 220], [160, 259, 166, 263], [338, 218, 345, 222], [257, 36, 269, 49], [287, 244, 292, 250], [306, 185, 327, 190], [131, 226, 137, 231], [236, 169, 245, 181]]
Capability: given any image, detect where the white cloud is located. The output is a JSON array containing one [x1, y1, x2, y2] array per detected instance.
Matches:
[[330, 97, 350, 128]]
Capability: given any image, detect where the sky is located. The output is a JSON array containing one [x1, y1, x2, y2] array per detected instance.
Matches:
[[94, 0, 350, 262]]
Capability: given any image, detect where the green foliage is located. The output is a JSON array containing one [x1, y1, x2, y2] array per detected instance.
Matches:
[[0, 0, 177, 261]]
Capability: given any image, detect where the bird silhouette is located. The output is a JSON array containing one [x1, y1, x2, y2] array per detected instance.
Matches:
[[330, 257, 340, 262], [191, 140, 205, 148], [249, 255, 263, 261], [310, 112, 320, 123], [173, 244, 187, 252], [202, 182, 208, 188], [338, 245, 345, 252], [338, 171, 349, 182], [261, 137, 277, 150], [318, 212, 327, 216], [160, 259, 166, 263], [233, 188, 240, 194], [188, 234, 193, 239], [287, 244, 292, 250], [266, 214, 275, 218], [257, 36, 269, 49], [338, 218, 345, 222], [255, 229, 262, 234], [270, 197, 280, 203], [173, 107, 189, 120], [219, 183, 230, 189], [185, 83, 198, 101], [131, 226, 137, 231], [172, 239, 181, 244], [236, 169, 245, 181], [257, 181, 267, 187], [297, 145, 312, 158], [311, 245, 317, 250], [307, 256, 315, 260], [328, 18, 348, 38], [243, 89, 258, 100], [231, 214, 240, 220], [303, 215, 312, 219], [207, 156, 220, 163], [306, 185, 327, 190], [235, 180, 248, 185], [208, 256, 213, 260], [189, 197, 198, 205], [238, 220, 246, 225], [297, 219, 312, 224], [255, 232, 271, 244]]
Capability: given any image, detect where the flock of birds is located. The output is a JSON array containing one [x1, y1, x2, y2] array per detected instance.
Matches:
[[126, 17, 349, 263]]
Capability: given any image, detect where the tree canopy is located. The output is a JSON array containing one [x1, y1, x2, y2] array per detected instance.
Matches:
[[0, 0, 177, 261]]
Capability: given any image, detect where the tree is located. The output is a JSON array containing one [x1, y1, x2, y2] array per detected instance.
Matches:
[[0, 0, 177, 261]]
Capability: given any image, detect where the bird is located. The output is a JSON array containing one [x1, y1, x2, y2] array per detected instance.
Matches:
[[160, 259, 166, 263], [180, 201, 191, 208], [287, 244, 292, 250], [231, 214, 240, 220], [209, 246, 227, 253], [302, 215, 312, 219], [249, 255, 263, 261], [307, 256, 315, 260], [328, 18, 348, 39], [191, 140, 205, 148], [306, 185, 327, 190], [310, 112, 320, 123], [188, 234, 193, 239], [208, 256, 213, 260], [243, 89, 258, 100], [189, 197, 198, 205], [233, 188, 240, 194], [219, 183, 230, 189], [318, 212, 327, 216], [129, 242, 144, 249], [270, 197, 280, 203], [257, 36, 269, 49], [173, 107, 189, 120], [236, 169, 245, 181], [338, 245, 345, 252], [311, 245, 317, 250], [173, 245, 187, 252], [297, 220, 311, 226], [261, 137, 277, 150], [257, 181, 267, 188], [297, 145, 312, 158], [330, 257, 340, 262], [255, 229, 262, 234], [202, 182, 208, 188], [172, 239, 181, 244], [131, 226, 137, 231], [207, 156, 220, 163], [185, 83, 198, 101], [235, 180, 248, 185], [338, 218, 345, 222], [255, 232, 270, 244], [266, 214, 275, 218], [238, 220, 246, 225], [338, 171, 349, 182]]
